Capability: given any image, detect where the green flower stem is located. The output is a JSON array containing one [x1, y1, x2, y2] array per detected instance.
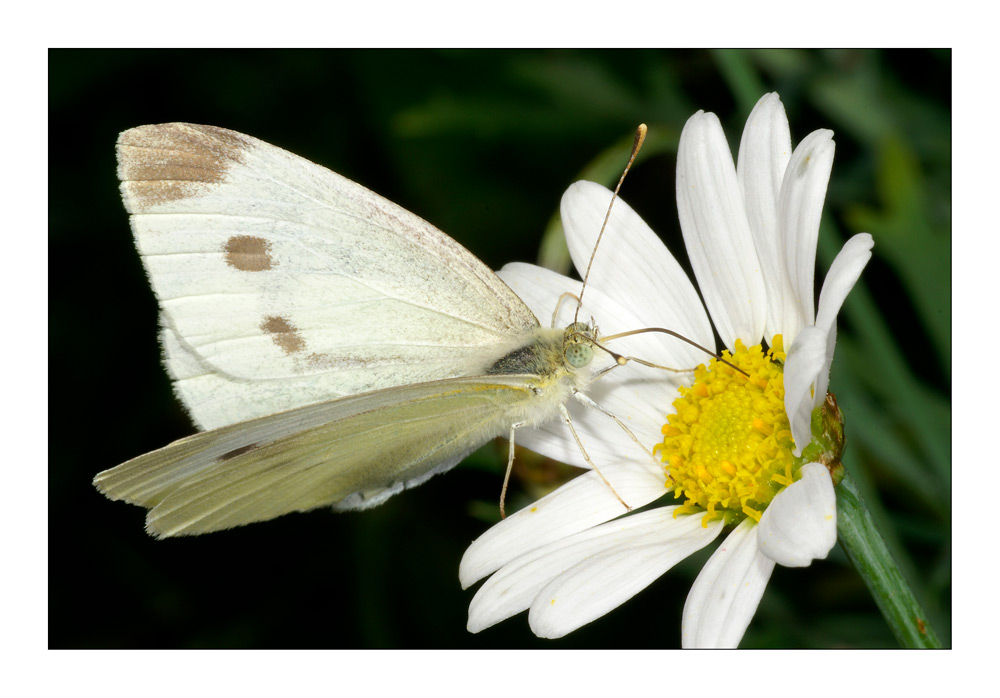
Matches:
[[836, 470, 941, 648]]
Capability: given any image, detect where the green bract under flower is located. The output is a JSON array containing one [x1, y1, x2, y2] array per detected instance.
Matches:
[[655, 336, 797, 525]]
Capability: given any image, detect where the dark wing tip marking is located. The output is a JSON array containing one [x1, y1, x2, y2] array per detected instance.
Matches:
[[117, 123, 253, 209]]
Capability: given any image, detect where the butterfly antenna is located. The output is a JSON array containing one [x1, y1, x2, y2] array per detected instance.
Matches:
[[598, 327, 751, 378], [575, 124, 647, 325]]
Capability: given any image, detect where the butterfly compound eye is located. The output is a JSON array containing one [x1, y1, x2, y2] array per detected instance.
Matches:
[[564, 340, 594, 368]]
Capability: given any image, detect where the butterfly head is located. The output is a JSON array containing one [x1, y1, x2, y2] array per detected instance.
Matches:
[[563, 322, 599, 369]]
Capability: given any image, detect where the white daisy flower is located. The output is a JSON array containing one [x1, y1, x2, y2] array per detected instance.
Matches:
[[459, 93, 875, 647]]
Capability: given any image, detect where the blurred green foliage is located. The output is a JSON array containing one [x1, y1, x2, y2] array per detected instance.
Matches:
[[49, 49, 949, 648]]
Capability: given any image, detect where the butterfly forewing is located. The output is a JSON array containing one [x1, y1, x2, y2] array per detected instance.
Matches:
[[117, 123, 539, 429]]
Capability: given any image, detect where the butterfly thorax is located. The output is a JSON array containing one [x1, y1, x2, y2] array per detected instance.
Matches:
[[485, 323, 599, 383]]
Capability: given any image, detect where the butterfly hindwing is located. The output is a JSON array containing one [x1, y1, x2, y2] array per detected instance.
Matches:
[[95, 373, 568, 538]]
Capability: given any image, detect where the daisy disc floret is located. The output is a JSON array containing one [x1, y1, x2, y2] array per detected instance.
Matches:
[[657, 337, 795, 526]]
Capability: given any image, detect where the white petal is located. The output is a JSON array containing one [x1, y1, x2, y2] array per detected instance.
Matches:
[[738, 93, 792, 202], [497, 261, 582, 325], [681, 519, 775, 648], [816, 233, 874, 333], [784, 324, 829, 454], [757, 463, 837, 567], [469, 505, 692, 632], [737, 93, 793, 344], [511, 387, 669, 475], [527, 512, 724, 638], [676, 110, 766, 349], [459, 460, 667, 588], [783, 233, 873, 453], [777, 129, 835, 344], [560, 181, 715, 353]]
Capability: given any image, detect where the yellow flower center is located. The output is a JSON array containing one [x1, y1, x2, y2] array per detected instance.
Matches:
[[653, 336, 797, 526]]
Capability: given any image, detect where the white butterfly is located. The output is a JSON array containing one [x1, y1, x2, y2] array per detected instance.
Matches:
[[95, 123, 648, 538]]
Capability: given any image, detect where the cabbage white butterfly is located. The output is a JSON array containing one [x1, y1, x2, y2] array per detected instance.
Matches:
[[94, 123, 652, 538]]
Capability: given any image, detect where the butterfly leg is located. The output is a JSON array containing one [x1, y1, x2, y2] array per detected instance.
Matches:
[[550, 291, 582, 328], [572, 390, 659, 468], [558, 402, 631, 512], [499, 423, 524, 519]]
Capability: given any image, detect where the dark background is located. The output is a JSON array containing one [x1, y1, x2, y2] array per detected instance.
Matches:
[[49, 49, 951, 648]]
